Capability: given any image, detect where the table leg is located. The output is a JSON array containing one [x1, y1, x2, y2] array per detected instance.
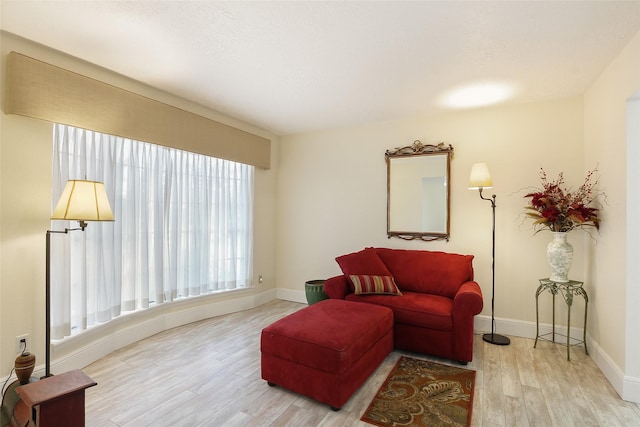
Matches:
[[566, 298, 572, 361], [534, 288, 540, 348], [552, 292, 556, 342], [582, 291, 589, 356]]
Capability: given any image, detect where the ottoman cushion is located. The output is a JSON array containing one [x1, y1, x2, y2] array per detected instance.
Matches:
[[261, 299, 394, 409], [261, 299, 393, 374]]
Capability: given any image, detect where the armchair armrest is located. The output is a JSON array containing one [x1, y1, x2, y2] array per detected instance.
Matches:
[[453, 280, 484, 316], [452, 280, 484, 362], [324, 275, 350, 299]]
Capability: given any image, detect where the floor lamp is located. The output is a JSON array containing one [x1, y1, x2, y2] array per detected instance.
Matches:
[[469, 163, 510, 346], [45, 180, 114, 377]]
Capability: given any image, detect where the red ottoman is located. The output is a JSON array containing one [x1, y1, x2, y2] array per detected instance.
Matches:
[[260, 299, 393, 410]]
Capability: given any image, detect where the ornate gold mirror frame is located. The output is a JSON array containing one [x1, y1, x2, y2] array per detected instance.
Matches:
[[386, 140, 453, 241]]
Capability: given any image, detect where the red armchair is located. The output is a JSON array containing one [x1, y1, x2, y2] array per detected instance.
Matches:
[[324, 247, 483, 363]]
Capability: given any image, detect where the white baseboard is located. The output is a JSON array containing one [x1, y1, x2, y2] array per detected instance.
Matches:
[[588, 337, 640, 403], [588, 338, 625, 396], [473, 313, 586, 340], [276, 288, 307, 304], [254, 288, 278, 306], [623, 375, 640, 403]]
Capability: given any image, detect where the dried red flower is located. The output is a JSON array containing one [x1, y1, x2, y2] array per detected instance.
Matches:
[[524, 168, 603, 233]]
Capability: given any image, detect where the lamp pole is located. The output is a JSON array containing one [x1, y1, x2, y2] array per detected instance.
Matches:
[[478, 188, 510, 346], [45, 230, 53, 378], [45, 224, 86, 378]]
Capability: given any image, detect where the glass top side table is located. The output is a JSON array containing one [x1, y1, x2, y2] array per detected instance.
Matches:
[[534, 278, 589, 361]]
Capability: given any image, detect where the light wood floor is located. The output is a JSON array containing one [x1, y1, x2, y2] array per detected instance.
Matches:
[[83, 300, 640, 426]]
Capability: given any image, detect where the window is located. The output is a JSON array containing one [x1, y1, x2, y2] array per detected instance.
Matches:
[[50, 124, 253, 338]]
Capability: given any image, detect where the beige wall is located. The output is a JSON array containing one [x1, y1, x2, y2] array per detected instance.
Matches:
[[584, 28, 640, 400], [276, 28, 640, 402], [277, 97, 587, 328], [0, 32, 279, 376]]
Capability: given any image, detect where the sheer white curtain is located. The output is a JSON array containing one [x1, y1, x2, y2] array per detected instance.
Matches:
[[50, 124, 253, 338]]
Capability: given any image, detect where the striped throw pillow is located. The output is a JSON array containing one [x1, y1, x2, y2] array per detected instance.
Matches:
[[349, 275, 402, 296]]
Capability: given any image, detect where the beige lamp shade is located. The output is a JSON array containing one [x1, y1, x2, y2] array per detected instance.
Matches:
[[469, 163, 493, 189], [51, 180, 114, 222]]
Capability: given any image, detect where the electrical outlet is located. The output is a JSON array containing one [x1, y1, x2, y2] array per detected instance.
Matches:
[[16, 334, 29, 355]]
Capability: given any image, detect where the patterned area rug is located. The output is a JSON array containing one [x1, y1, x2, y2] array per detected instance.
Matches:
[[361, 356, 476, 427]]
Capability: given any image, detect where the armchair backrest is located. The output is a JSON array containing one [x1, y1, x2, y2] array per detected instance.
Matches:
[[374, 248, 474, 299]]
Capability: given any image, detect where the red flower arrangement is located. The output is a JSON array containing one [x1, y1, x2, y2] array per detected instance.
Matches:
[[524, 168, 602, 233]]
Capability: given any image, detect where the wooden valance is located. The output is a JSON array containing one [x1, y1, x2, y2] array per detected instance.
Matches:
[[5, 51, 271, 169]]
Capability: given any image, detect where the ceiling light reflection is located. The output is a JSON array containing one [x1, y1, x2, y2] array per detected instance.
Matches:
[[440, 82, 517, 109]]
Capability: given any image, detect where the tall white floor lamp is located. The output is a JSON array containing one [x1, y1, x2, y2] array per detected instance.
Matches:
[[469, 163, 510, 346], [45, 180, 114, 377]]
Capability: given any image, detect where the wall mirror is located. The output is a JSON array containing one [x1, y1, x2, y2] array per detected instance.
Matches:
[[386, 140, 453, 241]]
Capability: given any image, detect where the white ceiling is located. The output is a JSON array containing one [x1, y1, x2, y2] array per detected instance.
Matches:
[[1, 1, 639, 136]]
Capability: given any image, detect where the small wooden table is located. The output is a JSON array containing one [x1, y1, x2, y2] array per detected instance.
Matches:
[[14, 370, 96, 427]]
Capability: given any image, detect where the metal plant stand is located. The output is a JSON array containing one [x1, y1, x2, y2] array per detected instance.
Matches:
[[534, 278, 589, 361]]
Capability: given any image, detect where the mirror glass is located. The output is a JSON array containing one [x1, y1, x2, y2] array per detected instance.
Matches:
[[386, 141, 452, 241]]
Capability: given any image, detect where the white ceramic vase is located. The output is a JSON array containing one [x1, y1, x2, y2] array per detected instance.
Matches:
[[547, 232, 573, 282]]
